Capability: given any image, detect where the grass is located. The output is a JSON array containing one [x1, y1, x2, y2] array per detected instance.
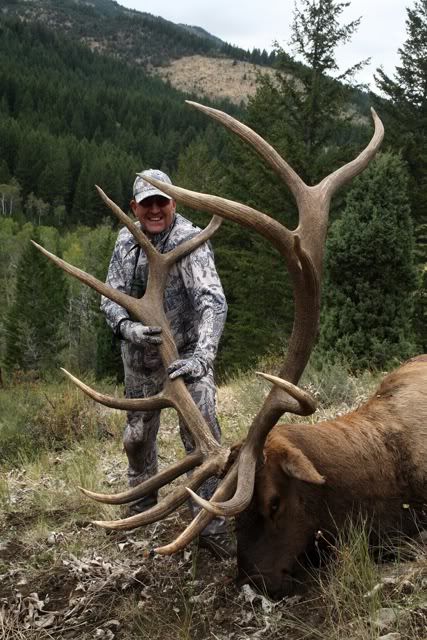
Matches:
[[0, 364, 425, 639]]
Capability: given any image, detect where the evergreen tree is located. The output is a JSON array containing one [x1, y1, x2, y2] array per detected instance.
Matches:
[[288, 0, 368, 162], [318, 152, 418, 369], [5, 227, 68, 373], [213, 0, 370, 373], [374, 0, 427, 350], [249, 0, 369, 185]]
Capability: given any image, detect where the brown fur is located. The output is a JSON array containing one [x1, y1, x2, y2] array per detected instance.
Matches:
[[236, 356, 427, 598]]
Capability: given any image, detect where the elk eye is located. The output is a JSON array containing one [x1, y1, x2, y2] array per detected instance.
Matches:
[[269, 496, 280, 518]]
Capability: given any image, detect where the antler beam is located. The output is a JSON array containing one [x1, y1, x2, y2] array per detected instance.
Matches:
[[143, 101, 384, 517], [35, 100, 383, 549]]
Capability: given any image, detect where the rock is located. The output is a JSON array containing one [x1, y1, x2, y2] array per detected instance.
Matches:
[[378, 633, 401, 640], [372, 607, 400, 632]]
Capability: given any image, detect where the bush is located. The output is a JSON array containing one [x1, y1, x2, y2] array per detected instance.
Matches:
[[0, 379, 121, 465]]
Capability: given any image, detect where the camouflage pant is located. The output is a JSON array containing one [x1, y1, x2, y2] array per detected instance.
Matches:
[[122, 343, 225, 535]]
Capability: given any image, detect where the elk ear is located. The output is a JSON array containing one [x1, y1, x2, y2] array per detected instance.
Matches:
[[279, 444, 325, 485]]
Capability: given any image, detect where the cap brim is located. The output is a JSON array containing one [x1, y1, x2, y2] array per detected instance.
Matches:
[[135, 187, 172, 204]]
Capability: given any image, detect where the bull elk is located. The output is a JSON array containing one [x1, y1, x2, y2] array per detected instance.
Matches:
[[33, 100, 425, 597], [236, 354, 427, 596]]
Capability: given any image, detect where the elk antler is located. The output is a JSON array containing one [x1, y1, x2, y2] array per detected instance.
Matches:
[[141, 101, 384, 528], [34, 101, 383, 553], [32, 193, 233, 530]]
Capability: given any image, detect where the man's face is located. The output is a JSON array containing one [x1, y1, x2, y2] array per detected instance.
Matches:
[[131, 195, 176, 236]]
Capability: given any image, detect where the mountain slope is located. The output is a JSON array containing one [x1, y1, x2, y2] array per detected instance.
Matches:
[[0, 0, 274, 67], [0, 0, 278, 103]]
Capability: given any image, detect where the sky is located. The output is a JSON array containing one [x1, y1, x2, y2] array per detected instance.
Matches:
[[117, 0, 409, 88]]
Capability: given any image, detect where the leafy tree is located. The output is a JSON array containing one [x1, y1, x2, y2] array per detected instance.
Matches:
[[25, 193, 50, 226], [318, 152, 418, 369], [0, 179, 22, 216], [245, 0, 369, 187], [61, 224, 120, 378], [5, 227, 68, 374]]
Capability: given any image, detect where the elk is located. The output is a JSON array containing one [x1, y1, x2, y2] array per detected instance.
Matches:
[[236, 354, 427, 597], [32, 100, 423, 594]]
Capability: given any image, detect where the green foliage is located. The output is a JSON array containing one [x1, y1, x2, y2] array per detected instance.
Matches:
[[4, 226, 68, 373], [0, 379, 121, 465], [0, 0, 422, 380], [61, 223, 121, 378], [374, 1, 427, 351], [210, 0, 374, 374], [269, 0, 370, 182], [319, 152, 418, 369], [0, 16, 237, 226]]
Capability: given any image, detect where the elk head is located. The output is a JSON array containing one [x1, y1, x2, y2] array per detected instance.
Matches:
[[33, 101, 384, 555]]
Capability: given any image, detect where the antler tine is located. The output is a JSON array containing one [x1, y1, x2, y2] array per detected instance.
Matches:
[[318, 108, 384, 199], [91, 458, 221, 530], [78, 452, 202, 504], [255, 372, 317, 416], [186, 100, 306, 202], [62, 368, 173, 411], [95, 185, 155, 258], [31, 241, 142, 319], [155, 464, 238, 555], [165, 215, 223, 265]]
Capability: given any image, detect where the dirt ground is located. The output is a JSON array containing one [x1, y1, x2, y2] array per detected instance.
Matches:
[[1, 491, 426, 639]]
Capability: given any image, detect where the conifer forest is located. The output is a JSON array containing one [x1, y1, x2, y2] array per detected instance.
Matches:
[[0, 0, 425, 385]]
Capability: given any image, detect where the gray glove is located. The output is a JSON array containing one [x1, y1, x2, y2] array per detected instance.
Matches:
[[167, 356, 208, 381], [120, 320, 162, 346]]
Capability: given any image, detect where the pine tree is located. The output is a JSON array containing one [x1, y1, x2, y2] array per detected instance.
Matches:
[[318, 152, 418, 369], [5, 227, 68, 373], [374, 0, 427, 350], [246, 0, 370, 186], [214, 0, 370, 373], [289, 0, 368, 161]]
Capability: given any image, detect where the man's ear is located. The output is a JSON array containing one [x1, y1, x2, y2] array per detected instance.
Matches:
[[130, 199, 138, 214], [279, 443, 325, 485]]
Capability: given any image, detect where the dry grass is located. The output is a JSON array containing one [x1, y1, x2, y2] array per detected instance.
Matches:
[[151, 55, 280, 105], [0, 368, 425, 639]]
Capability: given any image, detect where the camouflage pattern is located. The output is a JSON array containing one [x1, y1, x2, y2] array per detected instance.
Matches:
[[101, 212, 227, 534]]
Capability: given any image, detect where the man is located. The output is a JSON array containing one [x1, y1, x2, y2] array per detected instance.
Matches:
[[101, 169, 228, 549]]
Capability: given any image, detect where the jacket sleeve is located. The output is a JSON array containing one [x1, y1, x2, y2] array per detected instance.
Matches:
[[179, 241, 227, 368], [100, 234, 130, 335]]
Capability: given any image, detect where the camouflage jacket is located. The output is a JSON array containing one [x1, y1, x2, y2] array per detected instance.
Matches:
[[101, 212, 227, 370]]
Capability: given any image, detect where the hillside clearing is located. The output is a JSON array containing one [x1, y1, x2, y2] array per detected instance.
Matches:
[[151, 56, 279, 105]]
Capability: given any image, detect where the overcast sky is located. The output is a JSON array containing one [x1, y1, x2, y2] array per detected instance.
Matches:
[[117, 0, 410, 88]]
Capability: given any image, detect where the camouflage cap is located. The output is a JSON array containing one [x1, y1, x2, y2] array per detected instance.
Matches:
[[133, 168, 172, 203]]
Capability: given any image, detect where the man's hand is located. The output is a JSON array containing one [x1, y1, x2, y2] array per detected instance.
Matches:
[[120, 320, 162, 346], [167, 356, 207, 381]]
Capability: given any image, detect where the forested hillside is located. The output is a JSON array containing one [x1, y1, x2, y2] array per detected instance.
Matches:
[[0, 0, 277, 67], [0, 0, 424, 388], [0, 17, 238, 225]]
